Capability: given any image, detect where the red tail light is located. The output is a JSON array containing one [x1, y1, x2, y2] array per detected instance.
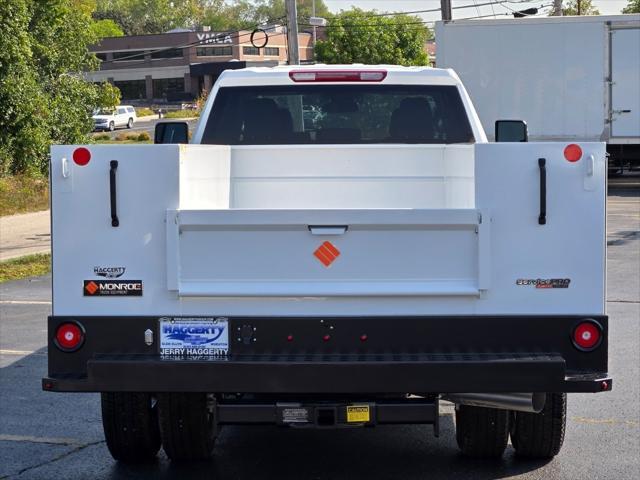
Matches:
[[72, 147, 91, 166], [289, 70, 387, 83], [55, 322, 85, 352], [572, 320, 602, 351], [564, 144, 582, 162]]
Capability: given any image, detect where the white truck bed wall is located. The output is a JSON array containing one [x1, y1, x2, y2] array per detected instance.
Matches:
[[50, 142, 605, 317], [181, 144, 474, 209], [436, 16, 640, 143]]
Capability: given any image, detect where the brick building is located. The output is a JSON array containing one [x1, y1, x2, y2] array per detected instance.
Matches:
[[87, 27, 313, 102]]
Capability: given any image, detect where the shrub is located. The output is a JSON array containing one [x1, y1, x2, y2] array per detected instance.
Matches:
[[114, 133, 129, 141], [137, 132, 150, 142], [135, 108, 154, 117]]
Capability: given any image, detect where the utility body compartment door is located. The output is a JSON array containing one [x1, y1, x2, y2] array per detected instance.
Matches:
[[474, 142, 606, 314]]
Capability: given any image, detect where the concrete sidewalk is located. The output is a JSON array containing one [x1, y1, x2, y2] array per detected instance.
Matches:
[[0, 210, 50, 261]]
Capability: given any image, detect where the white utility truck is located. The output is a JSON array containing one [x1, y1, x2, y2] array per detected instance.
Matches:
[[436, 15, 640, 173], [45, 65, 611, 463]]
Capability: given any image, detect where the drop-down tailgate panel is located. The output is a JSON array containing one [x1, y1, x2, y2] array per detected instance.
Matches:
[[167, 209, 489, 297]]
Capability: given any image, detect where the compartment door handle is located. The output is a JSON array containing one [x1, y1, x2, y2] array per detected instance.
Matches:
[[538, 158, 546, 225], [110, 160, 119, 227]]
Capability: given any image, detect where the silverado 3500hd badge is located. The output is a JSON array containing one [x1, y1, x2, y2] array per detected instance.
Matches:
[[160, 318, 229, 356]]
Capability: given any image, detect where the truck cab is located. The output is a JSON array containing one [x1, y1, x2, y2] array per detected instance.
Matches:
[[46, 65, 610, 463]]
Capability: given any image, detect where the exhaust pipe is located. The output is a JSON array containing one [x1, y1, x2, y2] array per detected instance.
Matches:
[[442, 392, 546, 413]]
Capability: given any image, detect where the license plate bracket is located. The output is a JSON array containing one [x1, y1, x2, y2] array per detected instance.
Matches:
[[159, 317, 229, 356]]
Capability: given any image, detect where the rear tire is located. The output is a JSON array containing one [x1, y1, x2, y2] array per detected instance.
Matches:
[[101, 392, 161, 462], [511, 393, 566, 458], [455, 404, 510, 458], [158, 393, 217, 461]]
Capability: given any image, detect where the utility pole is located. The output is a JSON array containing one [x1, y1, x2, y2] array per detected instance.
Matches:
[[285, 0, 300, 65], [312, 0, 317, 46], [440, 0, 452, 21], [553, 0, 563, 16], [577, 0, 582, 15]]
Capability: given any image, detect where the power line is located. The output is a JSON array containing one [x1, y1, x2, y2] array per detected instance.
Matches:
[[339, 0, 539, 18]]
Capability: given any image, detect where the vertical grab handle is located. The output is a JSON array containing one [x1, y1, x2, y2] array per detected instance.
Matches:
[[538, 158, 546, 225], [110, 160, 119, 227]]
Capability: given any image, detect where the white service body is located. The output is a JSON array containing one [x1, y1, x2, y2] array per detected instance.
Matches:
[[50, 66, 606, 320]]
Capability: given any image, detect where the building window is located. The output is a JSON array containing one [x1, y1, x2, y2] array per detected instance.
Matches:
[[112, 50, 146, 62], [264, 47, 280, 56], [243, 46, 260, 56], [150, 48, 183, 59], [114, 80, 147, 100], [196, 46, 233, 57], [152, 77, 185, 99]]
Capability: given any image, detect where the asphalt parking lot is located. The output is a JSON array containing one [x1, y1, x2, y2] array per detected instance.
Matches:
[[0, 191, 638, 480]]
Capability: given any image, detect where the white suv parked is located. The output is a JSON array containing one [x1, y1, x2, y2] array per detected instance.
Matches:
[[93, 105, 137, 131]]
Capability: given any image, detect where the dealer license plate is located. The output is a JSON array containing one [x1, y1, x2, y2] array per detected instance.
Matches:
[[159, 317, 229, 356]]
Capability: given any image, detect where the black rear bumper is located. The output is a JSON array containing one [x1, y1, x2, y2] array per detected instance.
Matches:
[[44, 315, 611, 394]]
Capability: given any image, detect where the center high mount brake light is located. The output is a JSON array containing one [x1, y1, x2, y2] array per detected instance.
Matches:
[[289, 70, 387, 83]]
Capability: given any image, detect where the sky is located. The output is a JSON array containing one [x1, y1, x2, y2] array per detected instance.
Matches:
[[323, 0, 632, 24]]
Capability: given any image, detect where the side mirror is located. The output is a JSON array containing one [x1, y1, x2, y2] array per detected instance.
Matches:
[[154, 122, 189, 144], [495, 120, 528, 142]]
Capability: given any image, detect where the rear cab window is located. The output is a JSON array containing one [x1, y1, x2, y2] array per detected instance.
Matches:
[[202, 85, 475, 145]]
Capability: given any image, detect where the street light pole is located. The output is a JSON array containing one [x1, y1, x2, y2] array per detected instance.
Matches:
[[286, 0, 300, 65]]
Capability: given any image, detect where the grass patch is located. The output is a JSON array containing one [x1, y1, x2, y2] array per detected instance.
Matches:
[[0, 175, 49, 217], [0, 253, 51, 283], [135, 107, 155, 117], [163, 109, 199, 119]]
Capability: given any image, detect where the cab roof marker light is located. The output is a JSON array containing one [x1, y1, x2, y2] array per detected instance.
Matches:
[[289, 70, 387, 83]]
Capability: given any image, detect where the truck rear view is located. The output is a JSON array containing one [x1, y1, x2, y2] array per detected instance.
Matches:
[[45, 66, 611, 463]]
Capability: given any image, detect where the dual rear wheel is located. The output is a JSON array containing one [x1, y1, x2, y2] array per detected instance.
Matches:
[[101, 392, 218, 462], [455, 393, 567, 459], [101, 391, 567, 462]]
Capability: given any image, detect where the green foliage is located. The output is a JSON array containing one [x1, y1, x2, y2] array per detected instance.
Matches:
[[93, 0, 331, 34], [96, 81, 121, 109], [315, 9, 430, 66], [622, 0, 640, 13], [0, 0, 118, 175], [95, 0, 210, 35], [91, 18, 124, 38], [559, 0, 600, 15]]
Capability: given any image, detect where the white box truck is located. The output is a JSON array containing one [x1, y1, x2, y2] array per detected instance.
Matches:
[[436, 15, 640, 172], [44, 65, 611, 464]]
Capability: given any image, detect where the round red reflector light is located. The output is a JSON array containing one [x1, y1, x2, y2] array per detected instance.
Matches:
[[72, 147, 91, 166], [564, 144, 582, 162], [573, 321, 601, 351], [55, 323, 84, 351]]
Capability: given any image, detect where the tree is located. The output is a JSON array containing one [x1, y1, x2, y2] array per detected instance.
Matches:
[[314, 9, 430, 66], [94, 0, 208, 36], [559, 0, 600, 15], [0, 0, 119, 175], [622, 0, 640, 13]]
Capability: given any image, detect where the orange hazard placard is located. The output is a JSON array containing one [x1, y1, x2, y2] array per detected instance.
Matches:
[[314, 241, 340, 267]]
